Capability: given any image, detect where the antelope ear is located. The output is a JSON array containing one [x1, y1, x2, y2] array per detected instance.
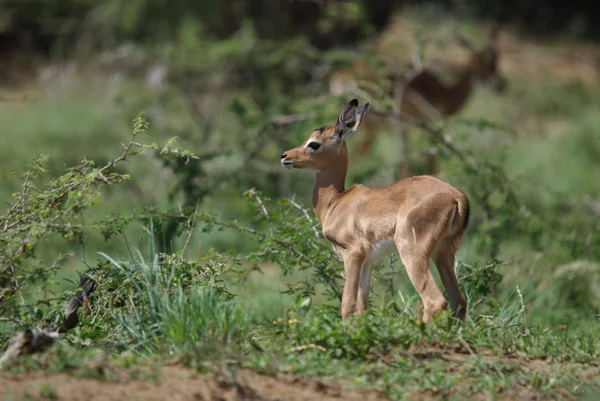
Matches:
[[336, 99, 369, 139]]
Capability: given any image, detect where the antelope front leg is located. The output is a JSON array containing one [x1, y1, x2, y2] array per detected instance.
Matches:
[[341, 253, 365, 320]]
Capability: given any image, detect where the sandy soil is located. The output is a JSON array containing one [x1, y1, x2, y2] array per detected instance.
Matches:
[[2, 347, 595, 401], [0, 367, 389, 401]]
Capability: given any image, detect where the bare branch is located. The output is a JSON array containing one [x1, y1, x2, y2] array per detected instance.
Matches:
[[289, 196, 320, 238], [245, 188, 270, 218], [129, 141, 206, 164], [371, 108, 477, 168], [0, 329, 60, 367], [210, 217, 341, 299], [181, 201, 201, 257], [268, 112, 317, 126], [214, 220, 314, 267]]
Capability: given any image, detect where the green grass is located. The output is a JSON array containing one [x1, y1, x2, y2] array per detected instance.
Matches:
[[7, 267, 600, 399], [5, 342, 158, 381]]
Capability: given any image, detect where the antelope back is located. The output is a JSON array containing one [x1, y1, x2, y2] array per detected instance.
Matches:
[[329, 60, 392, 99]]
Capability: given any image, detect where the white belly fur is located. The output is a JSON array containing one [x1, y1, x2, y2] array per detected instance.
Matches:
[[365, 240, 397, 265], [359, 240, 397, 294]]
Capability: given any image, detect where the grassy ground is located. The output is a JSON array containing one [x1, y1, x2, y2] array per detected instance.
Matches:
[[2, 276, 599, 400], [2, 8, 600, 401]]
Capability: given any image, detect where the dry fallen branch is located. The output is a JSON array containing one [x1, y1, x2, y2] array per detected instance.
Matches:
[[0, 329, 59, 367], [0, 273, 98, 367]]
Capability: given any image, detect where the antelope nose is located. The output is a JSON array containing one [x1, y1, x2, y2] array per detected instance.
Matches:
[[280, 153, 292, 168]]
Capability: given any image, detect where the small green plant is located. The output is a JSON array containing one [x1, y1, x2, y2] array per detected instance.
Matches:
[[456, 260, 503, 303], [101, 250, 247, 359], [39, 384, 57, 400]]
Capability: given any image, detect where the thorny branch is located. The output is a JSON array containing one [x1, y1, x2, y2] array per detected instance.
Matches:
[[130, 141, 210, 164], [245, 188, 273, 236], [213, 221, 315, 267], [243, 112, 318, 167], [1, 134, 135, 280], [0, 118, 202, 285], [289, 196, 320, 238], [371, 109, 476, 168], [209, 217, 341, 300]]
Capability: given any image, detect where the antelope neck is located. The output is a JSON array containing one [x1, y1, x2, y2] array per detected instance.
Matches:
[[445, 68, 475, 115], [312, 141, 348, 223]]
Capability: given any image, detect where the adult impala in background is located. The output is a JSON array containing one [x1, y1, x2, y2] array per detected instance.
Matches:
[[330, 25, 507, 178], [280, 99, 470, 323]]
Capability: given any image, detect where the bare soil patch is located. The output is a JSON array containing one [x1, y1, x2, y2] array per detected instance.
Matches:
[[2, 347, 595, 401], [0, 367, 388, 401]]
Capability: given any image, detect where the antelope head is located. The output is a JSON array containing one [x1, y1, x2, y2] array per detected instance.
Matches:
[[457, 24, 507, 93], [280, 99, 370, 171]]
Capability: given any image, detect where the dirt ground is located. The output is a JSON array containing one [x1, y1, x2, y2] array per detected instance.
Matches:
[[1, 348, 595, 401], [0, 367, 389, 401]]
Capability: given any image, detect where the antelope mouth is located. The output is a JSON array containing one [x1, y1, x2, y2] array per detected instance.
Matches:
[[281, 160, 293, 168]]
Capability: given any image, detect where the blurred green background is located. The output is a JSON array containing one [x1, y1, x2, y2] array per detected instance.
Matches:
[[1, 0, 599, 328]]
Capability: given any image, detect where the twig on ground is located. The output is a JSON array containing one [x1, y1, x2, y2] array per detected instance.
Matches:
[[0, 329, 60, 367]]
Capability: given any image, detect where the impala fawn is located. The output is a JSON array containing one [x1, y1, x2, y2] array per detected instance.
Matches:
[[281, 99, 470, 322], [329, 25, 507, 178]]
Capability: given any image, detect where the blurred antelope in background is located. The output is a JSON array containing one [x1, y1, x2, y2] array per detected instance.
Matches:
[[280, 99, 470, 323], [329, 25, 507, 179]]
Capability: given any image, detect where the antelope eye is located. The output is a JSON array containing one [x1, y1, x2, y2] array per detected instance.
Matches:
[[307, 141, 321, 151]]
